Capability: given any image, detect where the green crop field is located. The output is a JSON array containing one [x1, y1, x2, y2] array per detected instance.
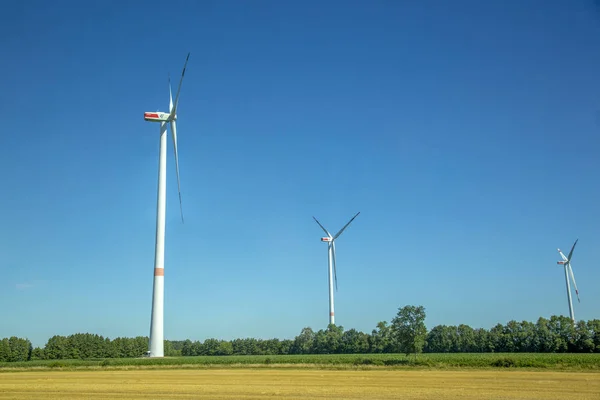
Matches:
[[2, 353, 600, 371]]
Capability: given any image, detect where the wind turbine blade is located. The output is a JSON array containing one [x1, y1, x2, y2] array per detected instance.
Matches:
[[567, 239, 578, 262], [558, 250, 568, 262], [333, 212, 360, 240], [313, 216, 331, 237], [332, 241, 338, 292], [171, 52, 190, 117], [568, 263, 580, 303], [169, 119, 184, 223], [169, 75, 174, 113]]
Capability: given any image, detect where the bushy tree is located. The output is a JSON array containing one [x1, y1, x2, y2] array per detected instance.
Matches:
[[391, 305, 427, 357], [291, 327, 315, 354], [370, 321, 392, 353]]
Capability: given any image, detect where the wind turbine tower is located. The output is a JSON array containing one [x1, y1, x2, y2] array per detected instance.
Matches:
[[313, 212, 360, 326], [143, 53, 190, 357], [556, 239, 581, 322]]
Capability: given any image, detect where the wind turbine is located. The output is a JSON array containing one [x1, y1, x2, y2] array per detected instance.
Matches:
[[557, 239, 581, 322], [313, 212, 360, 326], [143, 53, 190, 357]]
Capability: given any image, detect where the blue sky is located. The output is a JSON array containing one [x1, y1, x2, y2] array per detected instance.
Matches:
[[1, 0, 600, 347]]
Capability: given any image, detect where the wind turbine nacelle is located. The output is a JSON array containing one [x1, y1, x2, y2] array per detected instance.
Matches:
[[321, 237, 332, 242], [557, 261, 566, 265], [144, 112, 170, 122]]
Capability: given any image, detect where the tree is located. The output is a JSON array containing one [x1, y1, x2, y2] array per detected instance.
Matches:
[[44, 335, 69, 360], [588, 319, 600, 353], [534, 317, 554, 352], [370, 321, 392, 353], [30, 347, 45, 360], [279, 339, 293, 355], [341, 329, 370, 354], [574, 320, 594, 353], [425, 325, 454, 353], [548, 315, 576, 352], [0, 338, 9, 362], [391, 305, 427, 357], [324, 324, 344, 354], [217, 340, 233, 355], [473, 328, 493, 353], [164, 340, 176, 357], [291, 327, 315, 354], [456, 324, 476, 352], [202, 339, 220, 355]]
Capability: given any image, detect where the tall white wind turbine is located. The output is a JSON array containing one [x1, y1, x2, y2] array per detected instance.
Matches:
[[313, 212, 360, 326], [556, 239, 581, 322], [143, 53, 190, 357]]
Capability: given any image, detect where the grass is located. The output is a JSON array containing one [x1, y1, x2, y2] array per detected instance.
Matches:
[[1, 369, 599, 399], [1, 353, 600, 371]]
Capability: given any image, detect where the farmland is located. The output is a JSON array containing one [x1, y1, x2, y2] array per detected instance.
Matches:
[[1, 369, 599, 399], [2, 353, 600, 371]]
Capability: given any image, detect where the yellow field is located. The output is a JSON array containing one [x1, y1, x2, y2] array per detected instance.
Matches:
[[1, 368, 599, 399]]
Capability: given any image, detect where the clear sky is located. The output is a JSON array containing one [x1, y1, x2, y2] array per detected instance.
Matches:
[[1, 0, 600, 348]]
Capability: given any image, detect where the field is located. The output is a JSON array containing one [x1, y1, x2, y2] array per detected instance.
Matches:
[[1, 369, 600, 399], [2, 353, 600, 371]]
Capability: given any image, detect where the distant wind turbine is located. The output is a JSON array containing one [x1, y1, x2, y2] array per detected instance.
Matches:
[[313, 212, 360, 326], [556, 239, 581, 322], [143, 53, 190, 357]]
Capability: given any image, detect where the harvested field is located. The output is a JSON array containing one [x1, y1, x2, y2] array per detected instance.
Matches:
[[1, 369, 599, 399]]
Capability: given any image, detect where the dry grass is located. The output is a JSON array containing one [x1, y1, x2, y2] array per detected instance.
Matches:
[[0, 369, 599, 399]]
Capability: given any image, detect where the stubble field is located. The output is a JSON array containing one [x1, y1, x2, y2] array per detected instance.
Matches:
[[1, 368, 600, 399]]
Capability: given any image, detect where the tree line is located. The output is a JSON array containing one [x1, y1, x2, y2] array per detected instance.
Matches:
[[2, 306, 600, 362]]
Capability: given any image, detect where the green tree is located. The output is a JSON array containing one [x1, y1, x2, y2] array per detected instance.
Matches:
[[279, 339, 293, 355], [391, 305, 427, 357], [456, 324, 476, 352], [190, 340, 202, 356], [473, 328, 493, 352], [574, 320, 594, 352], [201, 338, 220, 355], [370, 321, 392, 353], [181, 339, 194, 356], [0, 338, 9, 362], [7, 337, 31, 361], [259, 339, 282, 355], [312, 329, 328, 354], [134, 336, 149, 357], [548, 315, 576, 352], [291, 327, 315, 354], [534, 317, 555, 352], [489, 323, 507, 352], [341, 329, 370, 354], [44, 335, 69, 360], [424, 325, 451, 353], [588, 319, 600, 353], [30, 347, 45, 360], [164, 340, 177, 357], [217, 340, 233, 355], [324, 324, 344, 354]]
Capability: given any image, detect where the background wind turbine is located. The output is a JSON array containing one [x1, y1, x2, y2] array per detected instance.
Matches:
[[143, 53, 190, 357], [313, 212, 360, 326], [557, 239, 581, 322]]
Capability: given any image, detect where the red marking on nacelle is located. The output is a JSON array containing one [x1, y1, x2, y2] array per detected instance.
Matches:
[[557, 261, 566, 264], [144, 113, 159, 119], [321, 237, 332, 242]]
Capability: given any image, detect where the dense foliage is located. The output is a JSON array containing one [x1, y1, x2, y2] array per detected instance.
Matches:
[[2, 305, 600, 362]]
